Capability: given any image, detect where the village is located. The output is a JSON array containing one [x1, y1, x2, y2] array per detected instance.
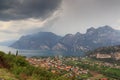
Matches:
[[26, 57, 90, 79], [26, 56, 119, 80]]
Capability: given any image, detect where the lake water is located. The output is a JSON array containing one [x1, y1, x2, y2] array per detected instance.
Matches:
[[0, 46, 84, 57]]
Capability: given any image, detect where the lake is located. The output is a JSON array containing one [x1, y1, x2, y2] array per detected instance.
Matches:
[[0, 46, 84, 57]]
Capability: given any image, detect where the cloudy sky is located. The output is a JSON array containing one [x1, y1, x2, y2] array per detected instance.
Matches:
[[0, 0, 120, 42]]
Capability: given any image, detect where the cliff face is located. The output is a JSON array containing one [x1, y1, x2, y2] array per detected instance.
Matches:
[[10, 26, 120, 53], [91, 53, 120, 60], [113, 53, 120, 60], [89, 45, 120, 60]]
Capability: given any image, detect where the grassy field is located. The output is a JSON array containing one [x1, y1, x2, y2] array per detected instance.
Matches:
[[0, 68, 18, 80]]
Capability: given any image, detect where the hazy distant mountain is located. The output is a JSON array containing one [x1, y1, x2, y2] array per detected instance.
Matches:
[[0, 40, 16, 46], [10, 32, 62, 50], [10, 26, 120, 53], [53, 25, 120, 52], [84, 25, 120, 49]]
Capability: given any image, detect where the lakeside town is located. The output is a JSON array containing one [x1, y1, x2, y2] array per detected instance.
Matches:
[[26, 56, 120, 80], [26, 57, 89, 79]]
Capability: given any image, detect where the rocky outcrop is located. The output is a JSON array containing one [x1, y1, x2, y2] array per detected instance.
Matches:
[[89, 45, 120, 60]]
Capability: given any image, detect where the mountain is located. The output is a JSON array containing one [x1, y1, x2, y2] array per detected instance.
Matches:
[[10, 26, 120, 53], [53, 32, 88, 52], [82, 25, 120, 49], [53, 25, 120, 52], [10, 32, 62, 50]]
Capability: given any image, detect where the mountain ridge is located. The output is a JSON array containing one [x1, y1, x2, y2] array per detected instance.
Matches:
[[10, 26, 120, 53], [10, 32, 62, 50]]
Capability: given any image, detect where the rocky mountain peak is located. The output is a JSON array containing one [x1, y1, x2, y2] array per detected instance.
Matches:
[[86, 27, 96, 35], [75, 32, 82, 36], [97, 25, 114, 32]]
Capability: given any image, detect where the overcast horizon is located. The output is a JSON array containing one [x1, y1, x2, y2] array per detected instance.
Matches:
[[1, 0, 120, 42]]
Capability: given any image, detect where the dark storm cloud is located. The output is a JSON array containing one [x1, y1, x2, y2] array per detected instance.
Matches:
[[0, 0, 62, 21]]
